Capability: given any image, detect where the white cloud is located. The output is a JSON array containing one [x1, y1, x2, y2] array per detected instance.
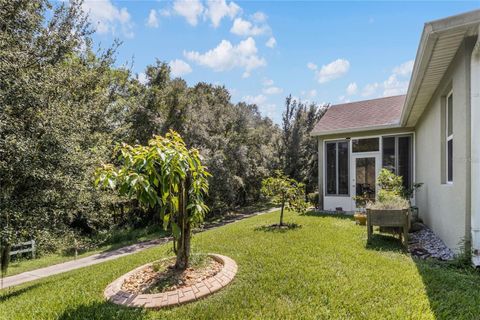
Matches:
[[169, 59, 192, 77], [262, 86, 283, 95], [230, 17, 269, 36], [346, 82, 358, 95], [301, 89, 317, 99], [307, 62, 318, 70], [392, 59, 414, 76], [361, 82, 379, 97], [361, 60, 414, 97], [82, 0, 134, 38], [261, 78, 282, 95], [146, 9, 159, 28], [252, 11, 267, 23], [184, 37, 266, 77], [338, 95, 350, 103], [160, 9, 171, 17], [383, 74, 409, 96], [243, 94, 277, 119], [138, 72, 148, 85], [243, 94, 267, 105], [381, 60, 414, 96], [205, 0, 241, 27], [173, 0, 204, 26], [307, 89, 317, 98], [265, 37, 276, 48], [314, 59, 350, 84]]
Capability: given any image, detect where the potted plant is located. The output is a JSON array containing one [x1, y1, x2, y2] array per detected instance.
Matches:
[[365, 169, 411, 245], [352, 193, 369, 225]]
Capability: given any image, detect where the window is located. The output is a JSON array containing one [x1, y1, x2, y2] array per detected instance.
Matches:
[[352, 138, 379, 153], [382, 135, 412, 190], [325, 141, 349, 195], [446, 91, 453, 183]]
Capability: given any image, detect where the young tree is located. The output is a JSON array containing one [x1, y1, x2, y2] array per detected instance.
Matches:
[[95, 131, 210, 270], [261, 171, 309, 226]]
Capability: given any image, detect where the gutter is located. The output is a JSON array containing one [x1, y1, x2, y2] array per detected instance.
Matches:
[[470, 27, 480, 267], [310, 123, 402, 137]]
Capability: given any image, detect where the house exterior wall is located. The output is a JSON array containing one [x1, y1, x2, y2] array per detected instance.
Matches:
[[415, 38, 474, 252], [317, 127, 415, 213]]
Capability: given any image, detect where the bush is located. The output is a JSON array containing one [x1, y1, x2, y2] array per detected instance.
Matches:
[[308, 192, 319, 208]]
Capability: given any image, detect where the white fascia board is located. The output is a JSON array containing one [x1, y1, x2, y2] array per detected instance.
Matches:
[[310, 123, 401, 137]]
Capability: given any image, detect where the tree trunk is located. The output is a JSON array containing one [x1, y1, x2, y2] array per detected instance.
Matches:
[[280, 200, 285, 226], [174, 178, 191, 270], [1, 243, 11, 276]]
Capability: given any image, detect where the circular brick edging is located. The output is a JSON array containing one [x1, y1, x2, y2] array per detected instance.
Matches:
[[104, 254, 237, 308]]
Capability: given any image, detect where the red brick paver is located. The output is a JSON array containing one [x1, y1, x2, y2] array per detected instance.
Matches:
[[104, 254, 237, 309]]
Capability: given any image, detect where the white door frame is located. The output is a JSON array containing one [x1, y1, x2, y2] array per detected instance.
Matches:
[[350, 152, 381, 210]]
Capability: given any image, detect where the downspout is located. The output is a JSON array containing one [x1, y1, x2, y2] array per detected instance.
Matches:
[[470, 27, 480, 267]]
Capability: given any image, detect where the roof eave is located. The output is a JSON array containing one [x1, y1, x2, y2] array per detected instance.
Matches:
[[310, 123, 402, 137], [401, 10, 480, 127]]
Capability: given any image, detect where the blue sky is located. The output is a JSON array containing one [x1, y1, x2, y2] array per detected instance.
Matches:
[[80, 0, 479, 123]]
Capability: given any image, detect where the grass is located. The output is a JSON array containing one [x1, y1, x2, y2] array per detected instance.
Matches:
[[2, 210, 480, 319], [6, 225, 164, 277]]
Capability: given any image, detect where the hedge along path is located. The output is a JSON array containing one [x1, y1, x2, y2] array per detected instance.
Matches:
[[104, 254, 237, 308], [1, 207, 277, 290]]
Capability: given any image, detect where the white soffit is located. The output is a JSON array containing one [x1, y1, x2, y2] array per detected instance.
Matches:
[[402, 10, 480, 127]]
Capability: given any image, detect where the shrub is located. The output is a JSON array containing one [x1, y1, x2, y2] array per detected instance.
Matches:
[[376, 169, 404, 203], [307, 192, 319, 208]]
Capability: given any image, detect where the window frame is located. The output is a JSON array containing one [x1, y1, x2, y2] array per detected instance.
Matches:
[[446, 90, 453, 184], [324, 140, 350, 196], [381, 134, 414, 190], [351, 137, 380, 153]]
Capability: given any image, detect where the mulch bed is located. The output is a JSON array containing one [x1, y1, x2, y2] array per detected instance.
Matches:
[[122, 256, 223, 294]]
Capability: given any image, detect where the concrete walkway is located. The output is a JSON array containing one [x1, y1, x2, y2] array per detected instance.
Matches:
[[1, 207, 278, 290]]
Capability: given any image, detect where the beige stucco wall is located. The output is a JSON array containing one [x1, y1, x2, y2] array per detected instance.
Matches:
[[415, 38, 474, 252]]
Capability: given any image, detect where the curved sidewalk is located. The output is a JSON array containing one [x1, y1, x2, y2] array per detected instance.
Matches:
[[1, 207, 277, 290]]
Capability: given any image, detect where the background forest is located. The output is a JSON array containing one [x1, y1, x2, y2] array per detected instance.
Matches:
[[0, 0, 327, 254]]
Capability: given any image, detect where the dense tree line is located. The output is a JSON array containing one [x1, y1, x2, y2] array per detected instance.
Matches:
[[0, 0, 325, 253]]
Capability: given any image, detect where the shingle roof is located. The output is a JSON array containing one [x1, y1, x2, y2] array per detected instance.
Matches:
[[312, 95, 406, 136]]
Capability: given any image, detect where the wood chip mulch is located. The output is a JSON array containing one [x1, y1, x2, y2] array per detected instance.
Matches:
[[121, 257, 223, 294]]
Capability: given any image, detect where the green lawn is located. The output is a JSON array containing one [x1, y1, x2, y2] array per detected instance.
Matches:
[[1, 210, 480, 319], [6, 225, 164, 277]]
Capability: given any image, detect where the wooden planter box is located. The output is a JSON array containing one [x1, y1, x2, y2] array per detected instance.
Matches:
[[366, 208, 410, 246]]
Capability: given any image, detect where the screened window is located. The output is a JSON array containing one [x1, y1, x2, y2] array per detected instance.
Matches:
[[352, 138, 379, 153], [325, 141, 349, 195], [446, 91, 453, 183], [382, 135, 412, 190]]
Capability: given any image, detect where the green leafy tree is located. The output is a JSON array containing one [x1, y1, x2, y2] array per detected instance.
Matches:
[[281, 96, 328, 194], [261, 171, 309, 226], [95, 131, 210, 270], [0, 0, 133, 260]]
